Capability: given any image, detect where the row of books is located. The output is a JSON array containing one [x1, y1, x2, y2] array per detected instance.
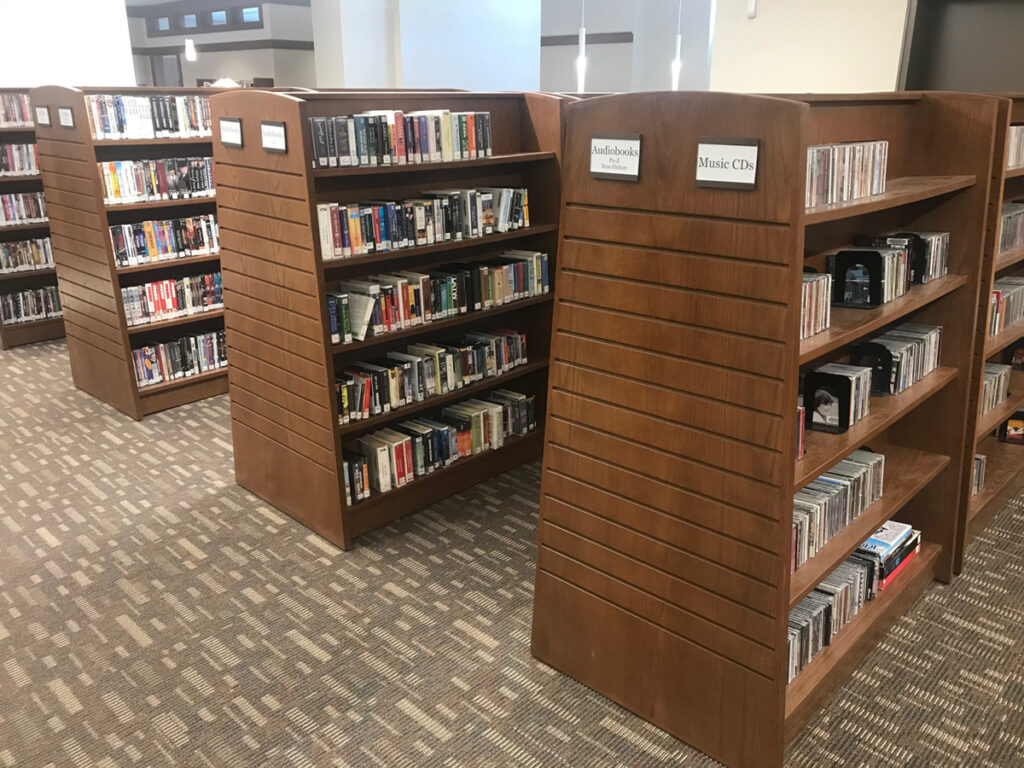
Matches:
[[315, 187, 530, 260], [800, 273, 831, 340], [109, 215, 220, 267], [98, 158, 215, 205], [788, 520, 921, 683], [805, 140, 888, 208], [328, 252, 549, 344], [0, 192, 46, 226], [989, 276, 1024, 336], [309, 109, 492, 170], [792, 449, 885, 573], [85, 94, 212, 140], [972, 453, 987, 495], [981, 363, 1012, 415], [803, 363, 872, 433], [345, 389, 537, 503], [335, 330, 528, 425], [0, 144, 38, 176], [852, 323, 942, 396], [0, 237, 52, 273], [998, 203, 1024, 254], [120, 273, 223, 327], [0, 93, 31, 128], [132, 330, 227, 389], [1007, 126, 1024, 170], [1, 286, 62, 326]]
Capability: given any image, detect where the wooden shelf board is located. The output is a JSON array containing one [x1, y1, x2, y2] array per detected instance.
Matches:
[[0, 221, 48, 234], [0, 267, 56, 281], [984, 320, 1024, 358], [137, 366, 226, 397], [312, 151, 556, 179], [994, 245, 1024, 273], [799, 274, 966, 365], [105, 195, 216, 213], [795, 367, 958, 489], [804, 175, 976, 225], [1005, 165, 1024, 179], [0, 173, 41, 183], [0, 316, 63, 349], [332, 294, 552, 355], [968, 436, 1024, 526], [789, 446, 948, 608], [974, 369, 1024, 441], [321, 223, 558, 274], [338, 359, 547, 437], [0, 125, 35, 135], [784, 541, 940, 733], [127, 307, 224, 334], [93, 137, 213, 146], [116, 252, 221, 276]]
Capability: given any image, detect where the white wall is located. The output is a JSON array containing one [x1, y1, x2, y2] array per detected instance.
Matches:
[[399, 0, 541, 90], [710, 0, 910, 93], [0, 0, 135, 87]]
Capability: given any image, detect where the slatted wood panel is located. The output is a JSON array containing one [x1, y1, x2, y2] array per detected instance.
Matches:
[[0, 88, 64, 350], [29, 86, 227, 419], [531, 91, 999, 768], [532, 93, 805, 768], [210, 89, 565, 547]]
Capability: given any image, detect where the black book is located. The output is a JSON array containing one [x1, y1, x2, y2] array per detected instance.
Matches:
[[333, 116, 350, 164], [325, 116, 338, 168], [309, 116, 329, 169], [480, 112, 492, 156]]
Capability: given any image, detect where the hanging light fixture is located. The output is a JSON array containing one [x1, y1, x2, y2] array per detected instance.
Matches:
[[575, 0, 587, 93], [184, 38, 197, 62], [670, 0, 683, 90]]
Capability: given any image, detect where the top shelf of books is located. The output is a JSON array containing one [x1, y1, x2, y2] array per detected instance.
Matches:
[[311, 151, 555, 179], [84, 93, 212, 144]]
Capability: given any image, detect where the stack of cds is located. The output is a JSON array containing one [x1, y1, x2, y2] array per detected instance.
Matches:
[[98, 158, 215, 205], [981, 363, 1012, 415], [805, 140, 888, 208], [972, 453, 987, 495], [792, 449, 885, 572], [990, 276, 1024, 335], [998, 203, 1024, 254], [1, 286, 62, 325], [803, 363, 873, 432], [0, 191, 46, 226], [1008, 126, 1024, 169], [108, 214, 219, 267], [851, 323, 942, 396], [120, 273, 223, 327], [787, 521, 921, 683], [0, 237, 52, 273], [132, 331, 226, 387], [85, 94, 211, 140], [828, 245, 910, 306], [800, 272, 832, 340]]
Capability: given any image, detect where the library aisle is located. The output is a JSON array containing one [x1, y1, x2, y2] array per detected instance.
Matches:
[[0, 339, 1021, 767]]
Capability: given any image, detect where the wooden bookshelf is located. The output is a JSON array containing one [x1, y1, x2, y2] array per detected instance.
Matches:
[[28, 85, 226, 418], [208, 89, 565, 549], [530, 91, 999, 768], [955, 94, 1024, 558], [0, 88, 64, 350]]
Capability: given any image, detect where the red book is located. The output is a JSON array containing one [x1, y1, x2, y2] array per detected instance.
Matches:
[[391, 441, 406, 486], [879, 545, 919, 589], [393, 111, 406, 164], [466, 113, 477, 158], [330, 205, 342, 257]]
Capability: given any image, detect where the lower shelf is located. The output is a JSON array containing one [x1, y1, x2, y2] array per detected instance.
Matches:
[[967, 436, 1024, 539], [137, 367, 228, 417], [0, 316, 64, 349], [784, 541, 940, 741], [345, 429, 544, 541]]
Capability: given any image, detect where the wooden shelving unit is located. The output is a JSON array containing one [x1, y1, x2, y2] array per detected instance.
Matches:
[[956, 93, 1024, 554], [28, 86, 225, 418], [529, 91, 999, 768], [0, 88, 64, 350], [208, 89, 565, 549]]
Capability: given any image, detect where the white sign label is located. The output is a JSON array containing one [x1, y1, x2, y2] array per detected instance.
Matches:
[[590, 133, 641, 181], [34, 107, 50, 126], [695, 139, 759, 189], [261, 121, 286, 153], [57, 108, 74, 128], [220, 117, 242, 148]]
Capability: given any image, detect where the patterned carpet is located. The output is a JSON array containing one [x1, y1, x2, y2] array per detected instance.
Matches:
[[0, 339, 1022, 768]]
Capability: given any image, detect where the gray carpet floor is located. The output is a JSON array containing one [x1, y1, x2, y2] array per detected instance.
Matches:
[[0, 339, 1022, 768]]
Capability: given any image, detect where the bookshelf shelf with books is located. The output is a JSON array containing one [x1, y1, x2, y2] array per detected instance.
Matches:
[[529, 91, 999, 768], [209, 89, 564, 549], [29, 85, 226, 418], [0, 88, 64, 350], [956, 94, 1024, 559]]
